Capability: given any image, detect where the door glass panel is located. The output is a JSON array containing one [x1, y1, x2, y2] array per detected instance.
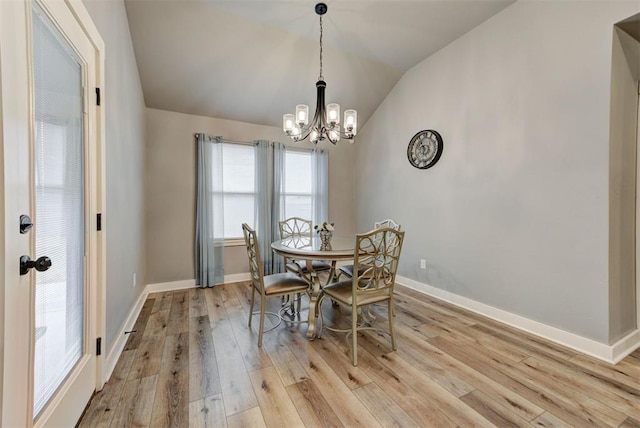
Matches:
[[32, 5, 85, 418]]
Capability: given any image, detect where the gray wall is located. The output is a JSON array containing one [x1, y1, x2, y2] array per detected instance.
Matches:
[[145, 108, 356, 285], [355, 1, 639, 344], [83, 0, 147, 354]]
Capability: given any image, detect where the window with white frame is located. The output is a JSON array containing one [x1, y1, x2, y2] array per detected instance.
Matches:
[[214, 144, 319, 240], [282, 150, 313, 220], [220, 143, 255, 239]]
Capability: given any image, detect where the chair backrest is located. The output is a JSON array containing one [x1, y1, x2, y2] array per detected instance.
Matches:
[[242, 223, 265, 294], [374, 218, 401, 231], [279, 217, 313, 239], [352, 227, 405, 298]]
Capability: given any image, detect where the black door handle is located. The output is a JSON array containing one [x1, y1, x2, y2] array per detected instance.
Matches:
[[20, 255, 52, 275]]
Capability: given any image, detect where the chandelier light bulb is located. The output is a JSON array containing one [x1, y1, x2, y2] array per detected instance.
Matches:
[[310, 129, 319, 144], [329, 127, 340, 143]]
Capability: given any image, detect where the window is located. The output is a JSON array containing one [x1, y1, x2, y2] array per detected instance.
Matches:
[[282, 150, 312, 220], [220, 143, 255, 239], [210, 142, 321, 240]]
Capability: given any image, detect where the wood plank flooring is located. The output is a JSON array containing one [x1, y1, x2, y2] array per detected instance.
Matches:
[[78, 282, 640, 427]]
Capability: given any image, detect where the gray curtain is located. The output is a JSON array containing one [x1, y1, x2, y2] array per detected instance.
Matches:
[[271, 143, 286, 273], [311, 148, 329, 227], [195, 134, 224, 287], [254, 140, 287, 274], [254, 140, 275, 274]]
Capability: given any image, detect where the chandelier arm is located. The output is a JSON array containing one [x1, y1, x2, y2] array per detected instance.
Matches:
[[292, 126, 314, 142], [290, 123, 354, 144]]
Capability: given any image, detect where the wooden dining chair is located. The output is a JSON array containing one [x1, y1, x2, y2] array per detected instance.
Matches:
[[318, 227, 405, 366], [337, 218, 401, 281], [242, 223, 309, 346]]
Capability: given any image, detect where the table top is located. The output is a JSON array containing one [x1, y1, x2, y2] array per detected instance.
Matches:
[[271, 236, 355, 260]]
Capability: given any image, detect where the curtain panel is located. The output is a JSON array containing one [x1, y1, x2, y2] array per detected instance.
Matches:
[[195, 134, 225, 287], [254, 140, 274, 275], [271, 142, 286, 273]]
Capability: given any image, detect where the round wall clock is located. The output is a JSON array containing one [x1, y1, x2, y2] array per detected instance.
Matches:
[[407, 129, 443, 169]]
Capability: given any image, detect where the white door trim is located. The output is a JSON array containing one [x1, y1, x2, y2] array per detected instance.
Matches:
[[636, 82, 640, 332]]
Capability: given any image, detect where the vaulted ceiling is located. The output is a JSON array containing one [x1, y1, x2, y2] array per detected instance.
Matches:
[[124, 0, 515, 129]]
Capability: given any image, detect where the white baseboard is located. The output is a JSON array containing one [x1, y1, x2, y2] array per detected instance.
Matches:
[[222, 273, 251, 284], [146, 279, 196, 294], [145, 274, 250, 294], [102, 288, 149, 385], [611, 329, 640, 363], [396, 275, 640, 364]]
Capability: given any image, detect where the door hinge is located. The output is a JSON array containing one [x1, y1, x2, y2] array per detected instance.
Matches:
[[97, 213, 102, 231], [96, 337, 102, 356], [96, 87, 101, 106]]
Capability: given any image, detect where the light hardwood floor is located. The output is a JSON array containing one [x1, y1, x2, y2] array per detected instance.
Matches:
[[78, 282, 640, 427]]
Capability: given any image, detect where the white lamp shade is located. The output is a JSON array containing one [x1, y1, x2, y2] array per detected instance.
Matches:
[[344, 109, 357, 135], [296, 104, 309, 126], [283, 114, 294, 133], [327, 103, 340, 124]]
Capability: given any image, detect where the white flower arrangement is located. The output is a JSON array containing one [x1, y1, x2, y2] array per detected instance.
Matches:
[[314, 221, 334, 233]]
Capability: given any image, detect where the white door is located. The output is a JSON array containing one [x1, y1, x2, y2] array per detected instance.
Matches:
[[0, 0, 103, 426]]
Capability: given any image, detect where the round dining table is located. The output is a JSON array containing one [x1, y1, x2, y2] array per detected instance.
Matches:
[[271, 235, 355, 338]]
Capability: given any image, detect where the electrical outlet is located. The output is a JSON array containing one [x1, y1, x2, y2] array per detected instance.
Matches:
[[420, 259, 426, 269], [133, 273, 137, 287]]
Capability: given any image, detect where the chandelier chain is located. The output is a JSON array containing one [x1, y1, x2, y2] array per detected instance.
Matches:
[[319, 15, 323, 81]]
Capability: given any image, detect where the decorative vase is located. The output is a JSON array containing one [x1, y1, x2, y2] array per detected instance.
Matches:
[[319, 230, 332, 251]]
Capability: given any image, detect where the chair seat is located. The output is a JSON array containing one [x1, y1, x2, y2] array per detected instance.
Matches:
[[338, 264, 369, 278], [262, 273, 309, 295], [323, 280, 391, 306], [338, 264, 354, 278], [286, 260, 332, 274]]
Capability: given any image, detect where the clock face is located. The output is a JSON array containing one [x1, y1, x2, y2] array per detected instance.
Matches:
[[407, 130, 443, 169]]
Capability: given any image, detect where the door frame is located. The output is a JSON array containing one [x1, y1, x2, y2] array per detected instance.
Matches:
[[637, 85, 640, 331], [0, 0, 106, 425]]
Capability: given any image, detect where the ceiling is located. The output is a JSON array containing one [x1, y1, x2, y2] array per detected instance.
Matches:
[[124, 0, 515, 130]]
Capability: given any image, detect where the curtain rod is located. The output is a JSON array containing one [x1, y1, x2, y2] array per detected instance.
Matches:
[[194, 133, 254, 146], [193, 133, 321, 152]]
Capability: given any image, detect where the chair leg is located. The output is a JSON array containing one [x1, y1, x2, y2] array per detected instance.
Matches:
[[388, 299, 397, 351], [352, 304, 358, 366], [316, 294, 326, 337], [258, 296, 266, 347], [248, 285, 256, 327], [295, 292, 301, 314]]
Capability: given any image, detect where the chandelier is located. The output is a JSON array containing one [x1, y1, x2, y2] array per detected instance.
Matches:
[[282, 3, 357, 145]]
